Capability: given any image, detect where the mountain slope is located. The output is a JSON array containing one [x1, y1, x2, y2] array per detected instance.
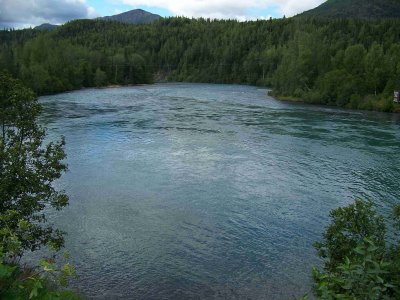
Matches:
[[297, 0, 400, 19], [34, 23, 59, 31], [100, 9, 161, 24], [34, 9, 161, 29]]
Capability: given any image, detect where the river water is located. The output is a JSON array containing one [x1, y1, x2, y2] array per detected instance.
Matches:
[[39, 83, 400, 299]]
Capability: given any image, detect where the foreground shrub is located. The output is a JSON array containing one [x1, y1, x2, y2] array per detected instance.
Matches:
[[0, 72, 78, 299], [313, 200, 400, 299]]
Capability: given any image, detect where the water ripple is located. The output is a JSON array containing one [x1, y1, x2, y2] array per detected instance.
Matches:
[[37, 83, 400, 299]]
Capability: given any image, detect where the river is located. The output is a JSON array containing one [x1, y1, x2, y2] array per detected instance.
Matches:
[[39, 83, 400, 299]]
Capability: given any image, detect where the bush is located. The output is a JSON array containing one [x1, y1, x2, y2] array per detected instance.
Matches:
[[0, 72, 78, 298], [312, 200, 400, 299], [0, 249, 79, 300]]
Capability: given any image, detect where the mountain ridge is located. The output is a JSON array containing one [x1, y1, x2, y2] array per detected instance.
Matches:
[[34, 23, 59, 31], [297, 0, 400, 19], [99, 9, 161, 24], [34, 8, 161, 30]]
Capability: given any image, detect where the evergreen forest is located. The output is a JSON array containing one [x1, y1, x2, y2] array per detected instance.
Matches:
[[1, 17, 400, 112]]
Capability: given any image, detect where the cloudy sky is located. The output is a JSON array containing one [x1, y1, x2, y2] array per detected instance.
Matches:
[[0, 0, 325, 28]]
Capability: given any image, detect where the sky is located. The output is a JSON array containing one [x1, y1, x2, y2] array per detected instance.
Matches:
[[0, 0, 326, 29]]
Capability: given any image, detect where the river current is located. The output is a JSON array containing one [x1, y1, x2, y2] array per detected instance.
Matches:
[[39, 83, 400, 299]]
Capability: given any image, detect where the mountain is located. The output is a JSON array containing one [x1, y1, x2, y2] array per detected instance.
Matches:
[[99, 9, 161, 24], [34, 23, 59, 31], [34, 9, 161, 30], [297, 0, 400, 19]]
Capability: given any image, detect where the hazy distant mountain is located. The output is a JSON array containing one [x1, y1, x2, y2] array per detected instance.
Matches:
[[297, 0, 400, 19], [99, 9, 161, 24], [34, 23, 59, 31], [34, 9, 161, 30]]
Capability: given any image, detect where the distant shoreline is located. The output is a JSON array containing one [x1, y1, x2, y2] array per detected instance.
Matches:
[[40, 82, 400, 114], [271, 92, 400, 114]]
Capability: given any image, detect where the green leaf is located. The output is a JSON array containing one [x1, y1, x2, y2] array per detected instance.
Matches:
[[0, 263, 17, 278], [29, 280, 43, 299], [354, 247, 366, 255]]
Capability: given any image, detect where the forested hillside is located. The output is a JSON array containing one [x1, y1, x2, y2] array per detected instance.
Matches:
[[297, 0, 400, 19], [1, 17, 400, 112]]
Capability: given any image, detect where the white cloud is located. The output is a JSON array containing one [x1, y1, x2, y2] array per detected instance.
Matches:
[[121, 0, 325, 19], [0, 0, 326, 28], [88, 6, 100, 19], [280, 0, 324, 17], [0, 0, 98, 28]]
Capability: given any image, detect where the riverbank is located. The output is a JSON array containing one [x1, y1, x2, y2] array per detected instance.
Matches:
[[39, 80, 400, 114], [270, 91, 400, 114], [36, 83, 151, 96]]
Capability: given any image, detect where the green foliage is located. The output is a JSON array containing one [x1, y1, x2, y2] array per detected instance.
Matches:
[[0, 249, 80, 300], [313, 238, 396, 299], [94, 68, 107, 87], [314, 200, 386, 271], [297, 0, 400, 19], [2, 17, 400, 109], [0, 73, 78, 298], [0, 72, 68, 255], [313, 200, 400, 299]]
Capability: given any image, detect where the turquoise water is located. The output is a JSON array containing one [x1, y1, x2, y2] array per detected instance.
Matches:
[[40, 83, 400, 299]]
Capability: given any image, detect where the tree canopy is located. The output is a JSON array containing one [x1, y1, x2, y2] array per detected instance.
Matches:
[[0, 72, 68, 256], [313, 200, 400, 299], [1, 17, 400, 111]]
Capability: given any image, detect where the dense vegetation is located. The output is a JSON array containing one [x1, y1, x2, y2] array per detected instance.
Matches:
[[1, 17, 400, 111], [0, 72, 78, 299], [1, 21, 400, 295], [312, 200, 400, 299], [297, 0, 400, 19]]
